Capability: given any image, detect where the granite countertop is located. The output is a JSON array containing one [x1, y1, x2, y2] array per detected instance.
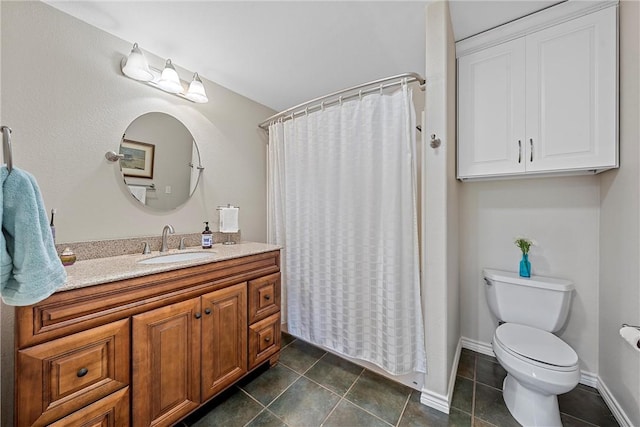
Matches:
[[58, 241, 281, 292]]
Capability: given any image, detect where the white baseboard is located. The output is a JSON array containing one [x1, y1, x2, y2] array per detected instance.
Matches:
[[420, 338, 463, 415], [446, 339, 463, 404], [461, 336, 494, 357], [580, 370, 598, 388], [461, 336, 598, 387], [598, 376, 634, 427]]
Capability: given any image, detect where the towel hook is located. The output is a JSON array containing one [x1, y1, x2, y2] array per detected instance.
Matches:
[[2, 126, 13, 172]]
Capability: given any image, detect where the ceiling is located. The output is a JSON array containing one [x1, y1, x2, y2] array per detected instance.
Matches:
[[44, 0, 561, 112]]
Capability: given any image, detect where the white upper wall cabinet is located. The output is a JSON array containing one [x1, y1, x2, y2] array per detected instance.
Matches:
[[456, 2, 618, 180]]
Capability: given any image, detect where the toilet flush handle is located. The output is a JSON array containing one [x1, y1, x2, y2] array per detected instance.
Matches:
[[484, 278, 492, 286]]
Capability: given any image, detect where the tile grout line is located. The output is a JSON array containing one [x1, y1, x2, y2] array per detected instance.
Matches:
[[258, 371, 303, 408], [395, 391, 413, 427], [312, 366, 394, 427], [235, 386, 274, 427], [318, 396, 343, 426], [471, 352, 479, 426], [559, 411, 601, 427]]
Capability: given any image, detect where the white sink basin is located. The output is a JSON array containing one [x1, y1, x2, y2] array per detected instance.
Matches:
[[138, 251, 217, 265]]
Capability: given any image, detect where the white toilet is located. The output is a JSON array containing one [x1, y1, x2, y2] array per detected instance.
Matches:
[[483, 269, 580, 427]]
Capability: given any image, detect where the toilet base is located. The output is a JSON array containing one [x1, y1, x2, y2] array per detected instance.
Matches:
[[503, 374, 562, 427]]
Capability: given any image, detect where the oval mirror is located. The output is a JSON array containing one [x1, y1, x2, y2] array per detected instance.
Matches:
[[119, 112, 203, 211]]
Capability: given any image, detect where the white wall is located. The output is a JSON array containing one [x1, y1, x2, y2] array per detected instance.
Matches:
[[459, 176, 601, 373], [1, 1, 274, 244], [422, 0, 460, 412], [598, 0, 640, 424]]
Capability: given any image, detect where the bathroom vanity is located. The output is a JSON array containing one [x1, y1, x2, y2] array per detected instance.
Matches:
[[13, 243, 281, 427]]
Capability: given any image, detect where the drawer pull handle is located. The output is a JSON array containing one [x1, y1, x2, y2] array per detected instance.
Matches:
[[205, 308, 212, 315], [264, 295, 271, 301], [77, 368, 89, 378], [518, 140, 522, 163], [530, 138, 534, 162], [195, 312, 202, 319], [265, 337, 271, 342]]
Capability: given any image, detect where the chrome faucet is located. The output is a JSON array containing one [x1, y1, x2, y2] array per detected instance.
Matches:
[[160, 224, 175, 252]]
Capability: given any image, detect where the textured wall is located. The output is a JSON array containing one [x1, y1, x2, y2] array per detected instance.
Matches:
[[459, 175, 601, 373], [0, 2, 274, 423], [599, 0, 640, 424], [1, 1, 274, 244], [423, 0, 460, 408]]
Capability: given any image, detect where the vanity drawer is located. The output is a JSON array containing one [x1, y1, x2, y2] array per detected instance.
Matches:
[[248, 272, 281, 323], [16, 319, 130, 427], [48, 387, 129, 427], [248, 312, 281, 369]]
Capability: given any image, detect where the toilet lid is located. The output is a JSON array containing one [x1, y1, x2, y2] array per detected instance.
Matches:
[[495, 323, 578, 367]]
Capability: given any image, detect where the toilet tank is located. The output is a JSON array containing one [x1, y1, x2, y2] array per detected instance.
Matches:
[[483, 269, 574, 333]]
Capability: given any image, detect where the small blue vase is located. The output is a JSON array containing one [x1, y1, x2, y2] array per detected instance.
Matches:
[[519, 253, 531, 278]]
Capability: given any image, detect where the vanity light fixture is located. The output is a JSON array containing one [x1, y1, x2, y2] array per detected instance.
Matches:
[[120, 43, 209, 103]]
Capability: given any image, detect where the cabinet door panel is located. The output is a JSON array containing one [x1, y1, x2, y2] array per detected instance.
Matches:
[[48, 387, 129, 427], [525, 6, 617, 172], [132, 298, 201, 427], [16, 319, 129, 427], [201, 283, 248, 401], [458, 37, 526, 178]]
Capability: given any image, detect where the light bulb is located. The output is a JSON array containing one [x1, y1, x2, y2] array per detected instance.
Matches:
[[121, 43, 153, 82], [185, 73, 209, 103], [157, 59, 183, 93]]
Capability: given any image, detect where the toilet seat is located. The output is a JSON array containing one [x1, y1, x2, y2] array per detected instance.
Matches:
[[494, 323, 578, 372]]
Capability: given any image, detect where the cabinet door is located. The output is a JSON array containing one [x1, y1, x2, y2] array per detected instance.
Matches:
[[48, 387, 129, 427], [16, 319, 129, 427], [458, 37, 526, 179], [201, 283, 248, 401], [132, 298, 201, 427], [525, 7, 617, 172]]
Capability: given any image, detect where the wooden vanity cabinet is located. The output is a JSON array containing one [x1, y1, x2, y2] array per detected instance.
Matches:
[[15, 250, 281, 427]]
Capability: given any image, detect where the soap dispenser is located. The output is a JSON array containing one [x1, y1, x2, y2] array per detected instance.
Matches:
[[202, 222, 213, 249]]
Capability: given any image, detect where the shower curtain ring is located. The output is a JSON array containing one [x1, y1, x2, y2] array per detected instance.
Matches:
[[358, 90, 363, 100]]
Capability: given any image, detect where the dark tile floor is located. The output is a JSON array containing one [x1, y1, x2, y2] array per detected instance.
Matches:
[[180, 335, 619, 427]]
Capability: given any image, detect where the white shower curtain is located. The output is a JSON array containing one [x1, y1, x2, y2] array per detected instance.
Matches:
[[268, 83, 426, 375]]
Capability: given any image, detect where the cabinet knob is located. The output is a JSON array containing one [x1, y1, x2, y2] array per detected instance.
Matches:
[[264, 295, 271, 301], [518, 140, 522, 163], [77, 368, 89, 378], [195, 312, 202, 319], [205, 308, 212, 315], [265, 337, 271, 343]]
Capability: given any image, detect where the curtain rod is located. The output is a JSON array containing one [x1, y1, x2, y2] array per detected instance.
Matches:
[[258, 72, 425, 130]]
